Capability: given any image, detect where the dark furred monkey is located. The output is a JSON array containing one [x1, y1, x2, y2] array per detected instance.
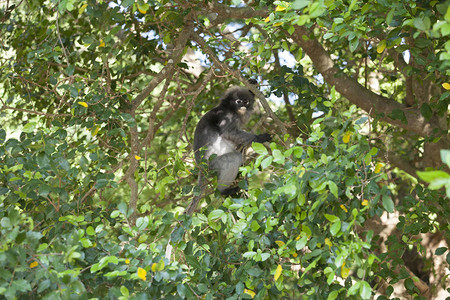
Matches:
[[193, 82, 271, 196]]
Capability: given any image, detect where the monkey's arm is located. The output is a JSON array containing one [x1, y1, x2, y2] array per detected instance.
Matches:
[[221, 129, 256, 147]]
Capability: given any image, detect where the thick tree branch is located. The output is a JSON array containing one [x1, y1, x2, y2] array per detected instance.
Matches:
[[291, 27, 441, 138]]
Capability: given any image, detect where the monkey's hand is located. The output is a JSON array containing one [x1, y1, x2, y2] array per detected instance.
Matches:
[[254, 133, 272, 143]]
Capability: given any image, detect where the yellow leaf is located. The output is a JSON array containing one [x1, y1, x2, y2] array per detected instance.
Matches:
[[341, 262, 350, 278], [340, 204, 348, 212], [30, 261, 38, 268], [244, 289, 256, 298], [78, 101, 88, 108], [99, 39, 105, 47], [91, 125, 100, 136], [374, 162, 383, 173], [275, 240, 285, 247], [362, 199, 369, 206], [135, 155, 141, 160], [442, 82, 450, 90], [264, 16, 270, 22], [125, 259, 130, 264], [273, 22, 284, 26], [275, 5, 286, 11], [137, 267, 147, 281], [79, 3, 88, 15], [342, 132, 351, 143], [292, 252, 298, 258], [377, 40, 386, 53], [137, 7, 147, 14], [274, 264, 283, 281], [324, 238, 332, 248], [151, 263, 157, 272], [295, 235, 301, 240]]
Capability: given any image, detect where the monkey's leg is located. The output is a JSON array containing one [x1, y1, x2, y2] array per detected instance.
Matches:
[[210, 152, 242, 195]]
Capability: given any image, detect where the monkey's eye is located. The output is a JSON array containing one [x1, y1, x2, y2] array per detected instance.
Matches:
[[236, 99, 248, 105]]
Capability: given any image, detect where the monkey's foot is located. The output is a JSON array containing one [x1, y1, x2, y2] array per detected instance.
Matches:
[[220, 186, 240, 196]]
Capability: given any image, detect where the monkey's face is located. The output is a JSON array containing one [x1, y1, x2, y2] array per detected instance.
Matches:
[[231, 90, 254, 116]]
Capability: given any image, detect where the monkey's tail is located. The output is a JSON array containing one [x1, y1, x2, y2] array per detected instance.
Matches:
[[185, 172, 206, 215], [165, 172, 206, 261]]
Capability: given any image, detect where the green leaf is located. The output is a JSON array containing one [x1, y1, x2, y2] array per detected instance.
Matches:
[[23, 122, 36, 133], [420, 103, 432, 121], [330, 220, 341, 236], [251, 220, 261, 231], [435, 247, 447, 255], [404, 278, 414, 290], [86, 226, 95, 236], [414, 16, 431, 31], [359, 281, 372, 299], [292, 0, 309, 10], [349, 38, 359, 52], [177, 284, 187, 297], [327, 290, 339, 300], [208, 209, 225, 221], [382, 195, 395, 213], [389, 109, 408, 124], [121, 0, 134, 7], [440, 150, 450, 167], [417, 170, 450, 182], [66, 64, 75, 76], [272, 149, 285, 164], [324, 214, 339, 222], [328, 181, 338, 198], [296, 236, 308, 250], [136, 216, 149, 231], [261, 156, 273, 169], [252, 142, 268, 155], [243, 251, 256, 258], [347, 281, 361, 296]]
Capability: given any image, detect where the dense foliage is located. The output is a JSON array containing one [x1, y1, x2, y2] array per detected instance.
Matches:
[[0, 0, 449, 299]]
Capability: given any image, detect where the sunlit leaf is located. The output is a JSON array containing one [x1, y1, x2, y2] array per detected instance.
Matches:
[[79, 3, 88, 14], [342, 132, 351, 143], [78, 101, 88, 108], [374, 163, 383, 173], [274, 264, 283, 281], [244, 289, 256, 298], [341, 262, 350, 278], [137, 267, 147, 280], [275, 240, 285, 247], [377, 40, 386, 53]]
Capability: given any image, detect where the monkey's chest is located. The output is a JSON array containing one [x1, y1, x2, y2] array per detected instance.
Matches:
[[206, 136, 237, 159]]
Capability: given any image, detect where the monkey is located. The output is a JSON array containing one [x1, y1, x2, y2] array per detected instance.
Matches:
[[166, 81, 271, 260], [192, 82, 272, 197]]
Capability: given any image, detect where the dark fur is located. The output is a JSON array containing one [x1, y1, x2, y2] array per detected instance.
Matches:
[[193, 86, 271, 195]]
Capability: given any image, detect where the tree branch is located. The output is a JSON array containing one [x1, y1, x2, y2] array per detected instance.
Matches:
[[291, 27, 441, 138], [131, 14, 195, 110]]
